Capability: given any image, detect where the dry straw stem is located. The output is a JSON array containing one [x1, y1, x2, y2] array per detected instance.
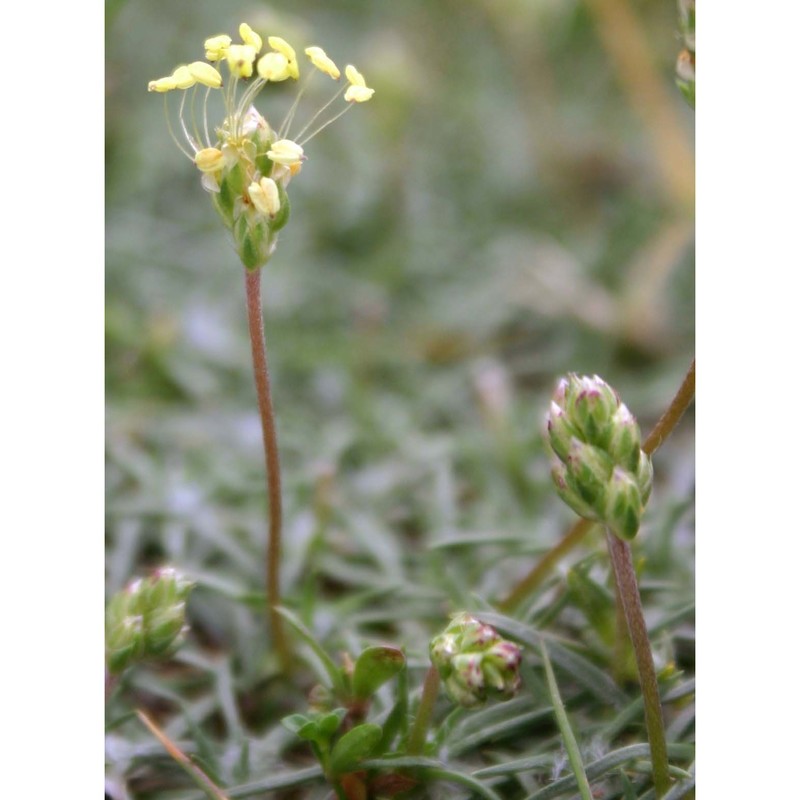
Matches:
[[584, 0, 694, 211], [136, 710, 231, 800]]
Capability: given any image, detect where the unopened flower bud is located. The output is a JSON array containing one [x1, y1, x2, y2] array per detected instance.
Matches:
[[547, 374, 653, 539], [105, 568, 194, 675], [430, 613, 522, 708]]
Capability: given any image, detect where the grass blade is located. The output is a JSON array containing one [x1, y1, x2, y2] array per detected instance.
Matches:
[[540, 641, 593, 800]]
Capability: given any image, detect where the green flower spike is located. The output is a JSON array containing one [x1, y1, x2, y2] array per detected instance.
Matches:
[[430, 613, 522, 708], [546, 374, 653, 540], [105, 567, 194, 676], [148, 22, 375, 270]]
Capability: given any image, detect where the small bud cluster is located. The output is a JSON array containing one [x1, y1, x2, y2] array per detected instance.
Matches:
[[105, 568, 194, 676], [148, 22, 374, 270], [546, 374, 653, 540], [430, 613, 522, 708]]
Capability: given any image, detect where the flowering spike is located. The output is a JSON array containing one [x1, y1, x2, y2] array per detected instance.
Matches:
[[105, 568, 194, 676], [148, 24, 374, 270], [430, 613, 522, 708], [239, 22, 263, 53], [268, 36, 299, 79], [305, 46, 340, 79], [546, 374, 653, 540]]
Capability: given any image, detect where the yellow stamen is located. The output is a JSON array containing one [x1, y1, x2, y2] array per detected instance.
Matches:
[[227, 44, 257, 79], [305, 46, 340, 80], [239, 22, 263, 53], [257, 52, 291, 82], [188, 61, 223, 89], [204, 34, 231, 62], [267, 139, 305, 167], [268, 36, 299, 79]]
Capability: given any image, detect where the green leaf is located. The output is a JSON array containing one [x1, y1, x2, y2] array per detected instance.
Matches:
[[540, 641, 593, 800], [352, 646, 405, 699], [273, 606, 347, 695], [329, 723, 382, 775]]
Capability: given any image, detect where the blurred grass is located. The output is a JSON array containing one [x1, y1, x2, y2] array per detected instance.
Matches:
[[106, 1, 694, 797]]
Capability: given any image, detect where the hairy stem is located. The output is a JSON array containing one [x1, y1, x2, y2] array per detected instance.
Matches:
[[408, 665, 440, 755], [500, 358, 695, 610], [245, 268, 290, 671], [606, 531, 670, 797]]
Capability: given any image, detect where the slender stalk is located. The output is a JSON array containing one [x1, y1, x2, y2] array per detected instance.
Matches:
[[408, 665, 440, 755], [500, 518, 594, 612], [642, 358, 695, 456], [244, 268, 290, 671], [605, 531, 670, 797], [500, 358, 695, 610], [540, 642, 594, 800]]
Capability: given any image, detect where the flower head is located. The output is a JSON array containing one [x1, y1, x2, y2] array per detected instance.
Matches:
[[546, 374, 653, 540], [147, 22, 375, 270], [430, 613, 522, 708]]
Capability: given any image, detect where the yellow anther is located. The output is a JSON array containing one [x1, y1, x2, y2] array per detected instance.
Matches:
[[305, 46, 340, 80], [239, 22, 263, 53], [257, 52, 291, 82], [248, 177, 281, 217], [204, 34, 231, 62], [345, 64, 366, 87], [227, 44, 257, 78], [194, 147, 225, 173], [344, 64, 374, 102], [188, 61, 223, 88], [268, 36, 299, 79], [266, 139, 305, 167], [171, 65, 196, 90], [148, 75, 177, 93]]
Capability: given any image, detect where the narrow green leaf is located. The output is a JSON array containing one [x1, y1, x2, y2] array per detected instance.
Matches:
[[540, 641, 593, 800], [273, 606, 346, 694], [330, 723, 382, 775]]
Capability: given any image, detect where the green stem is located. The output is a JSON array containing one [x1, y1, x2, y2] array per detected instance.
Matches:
[[408, 666, 440, 755], [500, 357, 695, 610], [540, 642, 594, 800], [605, 530, 670, 797], [244, 268, 290, 672]]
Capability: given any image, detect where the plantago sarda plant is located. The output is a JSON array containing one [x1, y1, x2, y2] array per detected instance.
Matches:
[[148, 23, 374, 669]]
